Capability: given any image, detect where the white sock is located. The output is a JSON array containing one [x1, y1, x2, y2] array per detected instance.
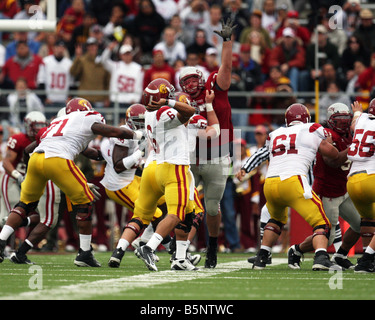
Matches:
[[176, 240, 188, 260], [0, 225, 14, 241], [117, 238, 129, 251], [146, 233, 163, 251], [260, 245, 272, 252], [141, 224, 154, 242], [79, 234, 91, 251], [315, 248, 327, 253], [365, 246, 375, 255]]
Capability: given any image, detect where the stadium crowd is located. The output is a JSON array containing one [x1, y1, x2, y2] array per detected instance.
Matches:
[[0, 0, 375, 260]]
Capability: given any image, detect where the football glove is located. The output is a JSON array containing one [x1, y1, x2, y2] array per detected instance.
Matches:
[[87, 183, 101, 201], [214, 18, 237, 41]]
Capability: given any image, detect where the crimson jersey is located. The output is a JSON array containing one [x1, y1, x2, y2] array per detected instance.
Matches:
[[192, 72, 233, 160], [6, 132, 33, 168], [312, 128, 352, 198]]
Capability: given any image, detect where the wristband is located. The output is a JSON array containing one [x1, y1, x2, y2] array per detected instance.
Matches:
[[223, 37, 231, 42], [122, 149, 143, 170], [205, 103, 213, 112], [168, 99, 176, 108], [354, 111, 362, 117], [211, 123, 220, 138], [133, 130, 143, 140], [11, 169, 21, 180]]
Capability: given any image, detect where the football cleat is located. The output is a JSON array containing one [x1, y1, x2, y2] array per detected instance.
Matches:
[[312, 251, 342, 271], [204, 245, 217, 268], [331, 253, 355, 270], [287, 245, 303, 269], [252, 249, 270, 270], [10, 252, 34, 265], [354, 253, 375, 273], [108, 248, 125, 268], [74, 248, 102, 267], [187, 252, 201, 266], [171, 258, 199, 271], [134, 245, 158, 271], [247, 252, 272, 265]]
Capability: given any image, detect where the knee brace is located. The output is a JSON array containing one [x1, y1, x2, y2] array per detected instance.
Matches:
[[12, 201, 39, 224], [312, 224, 331, 239], [192, 211, 204, 230], [264, 219, 284, 235], [175, 211, 195, 233], [124, 218, 145, 236], [360, 219, 375, 238], [74, 204, 93, 221]]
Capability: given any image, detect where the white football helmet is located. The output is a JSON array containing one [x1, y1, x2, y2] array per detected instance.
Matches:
[[24, 111, 48, 139], [327, 103, 352, 134], [179, 67, 205, 95], [57, 107, 66, 118]]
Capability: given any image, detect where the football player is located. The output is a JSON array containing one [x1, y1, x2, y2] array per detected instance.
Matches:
[[178, 18, 236, 268], [0, 98, 143, 266], [0, 112, 60, 262], [348, 100, 375, 273], [133, 80, 219, 271], [103, 103, 167, 268], [239, 103, 343, 270], [287, 103, 361, 270]]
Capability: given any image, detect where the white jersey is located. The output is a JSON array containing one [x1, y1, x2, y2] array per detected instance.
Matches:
[[37, 55, 73, 102], [348, 113, 375, 175], [265, 123, 327, 180], [100, 125, 139, 190], [145, 106, 190, 165], [35, 110, 105, 160], [101, 50, 144, 104], [144, 111, 157, 168], [187, 114, 208, 162]]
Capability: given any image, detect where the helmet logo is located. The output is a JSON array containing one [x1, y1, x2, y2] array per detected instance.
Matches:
[[159, 84, 168, 94], [78, 99, 89, 110]]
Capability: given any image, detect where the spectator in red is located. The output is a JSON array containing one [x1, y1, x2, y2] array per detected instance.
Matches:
[[269, 27, 306, 91], [143, 49, 175, 89], [275, 10, 311, 48], [249, 66, 286, 126], [0, 0, 20, 18], [0, 41, 43, 89], [57, 0, 86, 43], [356, 53, 375, 110]]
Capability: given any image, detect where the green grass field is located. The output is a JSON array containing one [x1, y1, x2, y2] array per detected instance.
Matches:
[[1, 251, 375, 301]]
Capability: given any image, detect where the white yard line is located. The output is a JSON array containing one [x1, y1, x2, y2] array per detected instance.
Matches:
[[0, 258, 288, 300]]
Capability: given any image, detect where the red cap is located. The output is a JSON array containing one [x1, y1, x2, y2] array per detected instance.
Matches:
[[287, 10, 299, 18], [240, 43, 251, 53]]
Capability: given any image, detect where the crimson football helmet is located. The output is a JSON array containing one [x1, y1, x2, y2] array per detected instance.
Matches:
[[285, 103, 311, 126], [179, 67, 205, 95], [327, 103, 352, 134], [24, 111, 48, 139], [65, 97, 93, 114], [173, 91, 192, 105], [125, 104, 146, 130], [368, 98, 375, 118], [141, 78, 175, 106]]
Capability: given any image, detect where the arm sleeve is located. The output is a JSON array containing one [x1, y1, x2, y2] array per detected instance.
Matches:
[[242, 146, 270, 173]]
